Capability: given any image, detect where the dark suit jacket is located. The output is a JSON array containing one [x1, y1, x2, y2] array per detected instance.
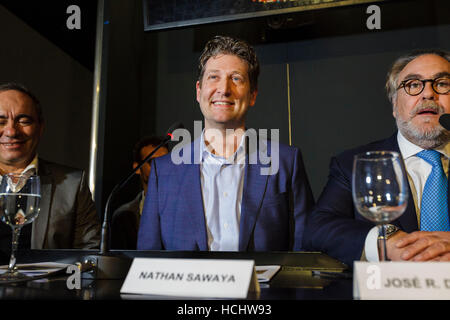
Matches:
[[302, 133, 445, 267], [111, 192, 142, 250], [137, 138, 314, 251], [31, 159, 101, 249]]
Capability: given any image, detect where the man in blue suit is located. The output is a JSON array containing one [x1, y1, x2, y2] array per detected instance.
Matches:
[[303, 49, 450, 267], [137, 35, 314, 251]]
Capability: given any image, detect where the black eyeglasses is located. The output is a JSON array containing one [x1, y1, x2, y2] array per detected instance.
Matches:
[[397, 77, 450, 96]]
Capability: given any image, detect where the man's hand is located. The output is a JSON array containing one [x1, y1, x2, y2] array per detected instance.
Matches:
[[386, 230, 408, 261], [389, 231, 450, 261]]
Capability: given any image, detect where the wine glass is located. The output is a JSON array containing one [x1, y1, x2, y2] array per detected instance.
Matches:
[[0, 174, 41, 281], [352, 151, 408, 261]]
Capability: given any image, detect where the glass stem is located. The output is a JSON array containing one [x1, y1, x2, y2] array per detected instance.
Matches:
[[377, 224, 389, 262], [8, 227, 21, 272]]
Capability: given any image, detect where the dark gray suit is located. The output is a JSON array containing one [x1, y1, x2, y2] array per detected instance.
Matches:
[[111, 192, 142, 250], [31, 159, 101, 249]]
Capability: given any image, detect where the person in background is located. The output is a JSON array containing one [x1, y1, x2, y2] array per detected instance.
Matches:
[[111, 136, 168, 249]]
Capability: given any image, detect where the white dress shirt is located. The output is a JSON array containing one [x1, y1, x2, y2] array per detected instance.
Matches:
[[365, 131, 450, 262], [199, 131, 246, 251]]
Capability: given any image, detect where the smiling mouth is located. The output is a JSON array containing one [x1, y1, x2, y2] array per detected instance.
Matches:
[[0, 142, 25, 149], [212, 101, 234, 107]]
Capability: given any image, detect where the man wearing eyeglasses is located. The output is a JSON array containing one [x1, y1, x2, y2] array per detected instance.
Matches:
[[303, 49, 450, 266]]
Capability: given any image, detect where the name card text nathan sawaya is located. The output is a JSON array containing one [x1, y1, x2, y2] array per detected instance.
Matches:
[[354, 261, 450, 300], [120, 258, 260, 298]]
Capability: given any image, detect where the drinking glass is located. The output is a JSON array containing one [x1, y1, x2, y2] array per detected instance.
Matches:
[[0, 174, 41, 281], [352, 151, 408, 261]]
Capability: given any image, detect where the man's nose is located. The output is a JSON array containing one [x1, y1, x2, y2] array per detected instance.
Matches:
[[217, 78, 231, 95], [422, 81, 438, 100], [3, 122, 19, 137]]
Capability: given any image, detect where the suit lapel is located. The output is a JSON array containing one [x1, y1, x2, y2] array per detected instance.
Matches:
[[182, 140, 208, 250], [31, 160, 52, 249], [183, 163, 208, 250], [239, 137, 270, 251], [400, 183, 419, 232]]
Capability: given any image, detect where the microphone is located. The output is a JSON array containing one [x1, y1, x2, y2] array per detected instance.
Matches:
[[82, 122, 184, 279], [439, 114, 450, 130]]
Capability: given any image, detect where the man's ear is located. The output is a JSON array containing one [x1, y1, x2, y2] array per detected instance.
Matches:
[[196, 80, 201, 103], [391, 94, 398, 118], [249, 89, 258, 107], [392, 101, 397, 119], [133, 162, 141, 175]]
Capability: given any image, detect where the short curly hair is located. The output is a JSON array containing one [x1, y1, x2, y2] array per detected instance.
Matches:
[[197, 35, 260, 93]]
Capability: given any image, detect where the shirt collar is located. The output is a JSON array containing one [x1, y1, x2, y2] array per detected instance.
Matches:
[[397, 131, 450, 159], [0, 155, 39, 190], [200, 130, 246, 165], [24, 155, 39, 175], [0, 155, 39, 176]]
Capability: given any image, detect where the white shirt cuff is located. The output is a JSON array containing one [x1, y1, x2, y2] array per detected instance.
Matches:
[[364, 226, 380, 262]]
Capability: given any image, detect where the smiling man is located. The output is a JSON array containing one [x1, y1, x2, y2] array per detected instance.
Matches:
[[303, 49, 450, 266], [0, 90, 43, 173], [137, 35, 314, 252], [0, 83, 100, 257]]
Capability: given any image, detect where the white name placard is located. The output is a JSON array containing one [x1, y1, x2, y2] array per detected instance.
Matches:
[[354, 261, 450, 300], [120, 258, 259, 298]]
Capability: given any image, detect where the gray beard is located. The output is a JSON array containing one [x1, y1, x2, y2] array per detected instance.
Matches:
[[396, 116, 450, 149]]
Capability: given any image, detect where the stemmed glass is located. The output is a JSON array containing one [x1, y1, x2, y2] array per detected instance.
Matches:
[[352, 151, 408, 261], [0, 174, 41, 281]]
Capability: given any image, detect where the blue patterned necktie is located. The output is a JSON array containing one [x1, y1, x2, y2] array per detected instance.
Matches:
[[416, 150, 450, 231]]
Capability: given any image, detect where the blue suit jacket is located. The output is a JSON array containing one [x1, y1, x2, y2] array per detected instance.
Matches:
[[137, 137, 314, 251], [303, 133, 450, 267]]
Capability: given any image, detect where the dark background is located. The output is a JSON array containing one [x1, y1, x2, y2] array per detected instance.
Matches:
[[0, 0, 449, 218]]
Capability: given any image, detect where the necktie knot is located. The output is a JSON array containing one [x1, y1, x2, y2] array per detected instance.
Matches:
[[416, 150, 442, 168]]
